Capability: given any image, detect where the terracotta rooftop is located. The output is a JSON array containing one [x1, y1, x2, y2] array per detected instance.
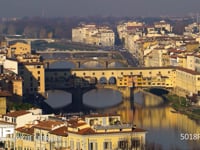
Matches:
[[4, 110, 31, 118], [15, 126, 34, 135], [78, 127, 95, 135], [0, 120, 16, 125], [0, 90, 12, 97], [34, 120, 64, 131], [176, 67, 200, 75], [50, 126, 68, 137], [67, 119, 87, 128]]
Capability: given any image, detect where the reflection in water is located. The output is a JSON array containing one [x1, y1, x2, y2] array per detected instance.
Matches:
[[101, 92, 200, 150], [44, 88, 200, 149], [134, 91, 164, 107], [45, 90, 72, 108], [83, 88, 122, 108]]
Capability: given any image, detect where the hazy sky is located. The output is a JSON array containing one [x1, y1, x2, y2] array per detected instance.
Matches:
[[1, 0, 200, 18]]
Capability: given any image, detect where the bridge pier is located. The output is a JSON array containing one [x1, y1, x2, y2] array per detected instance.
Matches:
[[45, 62, 50, 69], [63, 86, 95, 112], [105, 61, 108, 68], [76, 62, 81, 68]]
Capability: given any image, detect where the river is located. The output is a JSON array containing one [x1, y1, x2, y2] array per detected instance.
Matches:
[[45, 61, 200, 149], [45, 89, 200, 150]]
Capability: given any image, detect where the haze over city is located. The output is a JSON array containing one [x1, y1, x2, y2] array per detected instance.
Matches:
[[1, 0, 200, 17]]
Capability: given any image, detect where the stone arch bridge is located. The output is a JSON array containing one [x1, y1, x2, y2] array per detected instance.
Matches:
[[44, 58, 128, 68]]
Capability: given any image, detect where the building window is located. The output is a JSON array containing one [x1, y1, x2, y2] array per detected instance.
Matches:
[[102, 72, 105, 75], [83, 72, 86, 75], [76, 142, 80, 150], [121, 72, 123, 75], [37, 65, 41, 68], [89, 142, 97, 150], [93, 72, 95, 75], [118, 140, 128, 149], [104, 142, 112, 150], [37, 71, 40, 74], [131, 139, 140, 149]]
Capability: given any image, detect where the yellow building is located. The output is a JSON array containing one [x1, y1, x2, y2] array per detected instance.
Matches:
[[13, 53, 45, 96], [185, 41, 199, 52], [0, 73, 23, 101], [7, 41, 31, 58], [177, 55, 187, 68], [18, 61, 45, 96], [15, 125, 35, 150], [0, 91, 12, 116], [67, 117, 146, 150], [14, 115, 147, 150]]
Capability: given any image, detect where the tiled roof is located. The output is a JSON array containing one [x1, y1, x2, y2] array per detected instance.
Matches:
[[4, 110, 31, 118], [67, 119, 86, 128], [78, 127, 95, 135], [34, 120, 64, 131], [0, 120, 16, 125], [50, 126, 68, 136], [0, 90, 12, 97], [15, 126, 34, 135], [176, 67, 200, 75]]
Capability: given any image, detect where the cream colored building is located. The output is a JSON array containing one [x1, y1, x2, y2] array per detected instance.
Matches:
[[13, 115, 147, 150], [176, 67, 200, 96], [144, 48, 169, 67], [117, 21, 144, 41], [72, 24, 115, 46], [154, 20, 173, 33], [0, 121, 15, 149]]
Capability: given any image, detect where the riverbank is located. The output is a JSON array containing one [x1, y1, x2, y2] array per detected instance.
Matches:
[[143, 88, 200, 122], [162, 94, 200, 122]]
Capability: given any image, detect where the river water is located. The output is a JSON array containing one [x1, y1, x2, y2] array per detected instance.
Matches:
[[45, 89, 200, 150], [45, 61, 200, 149]]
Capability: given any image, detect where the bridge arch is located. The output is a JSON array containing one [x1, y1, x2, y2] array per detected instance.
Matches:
[[99, 76, 107, 84], [81, 61, 104, 68], [108, 76, 117, 84], [107, 61, 127, 68]]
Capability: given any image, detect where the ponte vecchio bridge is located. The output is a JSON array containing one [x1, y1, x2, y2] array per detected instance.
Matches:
[[45, 65, 200, 112]]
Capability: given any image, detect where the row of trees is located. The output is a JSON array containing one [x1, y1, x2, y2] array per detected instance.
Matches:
[[0, 16, 193, 39]]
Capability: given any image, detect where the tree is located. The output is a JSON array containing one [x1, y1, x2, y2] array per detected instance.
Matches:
[[7, 24, 16, 35], [39, 28, 47, 38]]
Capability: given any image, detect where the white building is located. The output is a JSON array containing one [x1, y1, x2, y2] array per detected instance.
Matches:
[[72, 24, 115, 46], [2, 109, 54, 128]]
